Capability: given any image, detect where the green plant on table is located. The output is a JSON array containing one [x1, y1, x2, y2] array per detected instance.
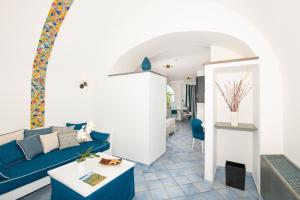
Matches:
[[77, 147, 100, 163]]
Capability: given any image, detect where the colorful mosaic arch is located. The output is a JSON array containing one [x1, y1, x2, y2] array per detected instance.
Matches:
[[31, 0, 74, 128]]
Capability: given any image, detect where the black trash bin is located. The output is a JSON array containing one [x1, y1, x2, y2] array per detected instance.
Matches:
[[225, 160, 246, 190]]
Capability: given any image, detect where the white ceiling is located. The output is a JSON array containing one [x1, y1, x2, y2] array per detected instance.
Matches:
[[112, 32, 254, 80], [150, 46, 210, 80]]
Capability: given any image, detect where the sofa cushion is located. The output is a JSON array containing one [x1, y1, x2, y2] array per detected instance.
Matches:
[[52, 126, 75, 134], [24, 127, 52, 138], [17, 135, 43, 160], [77, 128, 93, 143], [40, 132, 59, 153], [0, 129, 24, 145], [0, 141, 25, 166], [66, 122, 87, 131], [0, 140, 110, 195], [0, 163, 9, 179], [58, 131, 79, 150]]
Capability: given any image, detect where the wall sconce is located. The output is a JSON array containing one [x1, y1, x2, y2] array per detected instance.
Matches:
[[80, 81, 88, 89]]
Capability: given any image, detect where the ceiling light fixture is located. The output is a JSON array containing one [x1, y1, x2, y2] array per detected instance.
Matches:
[[163, 64, 173, 69]]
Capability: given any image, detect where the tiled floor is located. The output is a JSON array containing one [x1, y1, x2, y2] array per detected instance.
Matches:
[[20, 121, 261, 200], [132, 121, 261, 200]]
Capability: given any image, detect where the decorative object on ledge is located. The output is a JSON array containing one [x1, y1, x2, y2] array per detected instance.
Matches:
[[108, 70, 166, 78], [215, 122, 257, 132], [216, 75, 252, 127], [80, 81, 88, 89], [100, 158, 122, 165], [141, 57, 151, 71]]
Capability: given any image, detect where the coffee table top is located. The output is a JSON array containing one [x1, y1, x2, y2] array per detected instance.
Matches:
[[48, 153, 135, 197]]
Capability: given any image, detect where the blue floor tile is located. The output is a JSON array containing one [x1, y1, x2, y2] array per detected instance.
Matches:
[[150, 188, 169, 200], [179, 183, 200, 195], [203, 190, 224, 200], [165, 186, 185, 198]]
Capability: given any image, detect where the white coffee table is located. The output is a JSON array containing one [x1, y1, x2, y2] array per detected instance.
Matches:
[[48, 153, 135, 200]]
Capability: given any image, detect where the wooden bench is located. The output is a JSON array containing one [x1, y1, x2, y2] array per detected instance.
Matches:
[[261, 155, 300, 200]]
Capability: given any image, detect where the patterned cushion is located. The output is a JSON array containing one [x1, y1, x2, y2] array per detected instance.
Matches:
[[24, 127, 52, 138], [39, 132, 59, 153], [52, 126, 75, 134], [58, 131, 79, 150], [0, 129, 24, 145], [76, 129, 92, 143], [17, 135, 43, 160], [66, 122, 87, 131], [0, 141, 25, 166]]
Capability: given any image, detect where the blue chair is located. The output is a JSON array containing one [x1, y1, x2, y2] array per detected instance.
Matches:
[[191, 118, 205, 152]]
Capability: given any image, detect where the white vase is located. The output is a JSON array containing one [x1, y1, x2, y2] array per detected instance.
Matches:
[[231, 112, 239, 127], [77, 161, 86, 175]]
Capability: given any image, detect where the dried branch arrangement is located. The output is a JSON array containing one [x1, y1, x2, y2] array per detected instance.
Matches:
[[216, 76, 252, 112]]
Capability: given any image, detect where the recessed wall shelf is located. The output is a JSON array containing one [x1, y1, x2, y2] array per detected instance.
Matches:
[[215, 122, 258, 132], [108, 70, 166, 78]]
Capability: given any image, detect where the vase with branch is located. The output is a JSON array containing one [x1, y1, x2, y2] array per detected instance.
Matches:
[[216, 76, 252, 126]]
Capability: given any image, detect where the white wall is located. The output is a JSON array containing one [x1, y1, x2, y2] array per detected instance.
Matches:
[[211, 45, 242, 61], [108, 72, 166, 165], [149, 74, 167, 163]]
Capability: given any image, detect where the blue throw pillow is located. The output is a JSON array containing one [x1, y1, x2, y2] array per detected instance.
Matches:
[[66, 122, 87, 131], [17, 135, 43, 160], [90, 131, 109, 143], [0, 163, 9, 179], [24, 127, 52, 138], [0, 141, 25, 166]]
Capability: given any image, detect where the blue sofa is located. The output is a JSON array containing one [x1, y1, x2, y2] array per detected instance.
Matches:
[[0, 131, 110, 196]]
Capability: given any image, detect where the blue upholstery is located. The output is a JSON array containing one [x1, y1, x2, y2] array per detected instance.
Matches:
[[24, 127, 52, 138], [17, 135, 44, 160], [66, 122, 87, 131], [191, 118, 205, 141], [51, 167, 134, 200], [90, 131, 110, 143], [0, 163, 9, 179], [0, 140, 110, 195], [0, 141, 25, 166]]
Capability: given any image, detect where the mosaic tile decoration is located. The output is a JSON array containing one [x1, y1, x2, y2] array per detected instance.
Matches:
[[31, 0, 74, 128]]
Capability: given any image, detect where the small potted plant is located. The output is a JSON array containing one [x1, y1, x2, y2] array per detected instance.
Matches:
[[77, 147, 100, 163], [77, 147, 100, 173]]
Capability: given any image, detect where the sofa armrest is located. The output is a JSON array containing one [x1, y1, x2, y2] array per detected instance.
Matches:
[[90, 131, 110, 143]]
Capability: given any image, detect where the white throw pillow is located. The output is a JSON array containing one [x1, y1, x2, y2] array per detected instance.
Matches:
[[77, 128, 92, 143], [39, 132, 59, 153]]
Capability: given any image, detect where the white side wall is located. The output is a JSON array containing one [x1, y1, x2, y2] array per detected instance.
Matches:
[[149, 74, 167, 162], [108, 72, 166, 165]]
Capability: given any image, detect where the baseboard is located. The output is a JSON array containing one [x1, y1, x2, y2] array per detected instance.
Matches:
[[0, 176, 50, 200]]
